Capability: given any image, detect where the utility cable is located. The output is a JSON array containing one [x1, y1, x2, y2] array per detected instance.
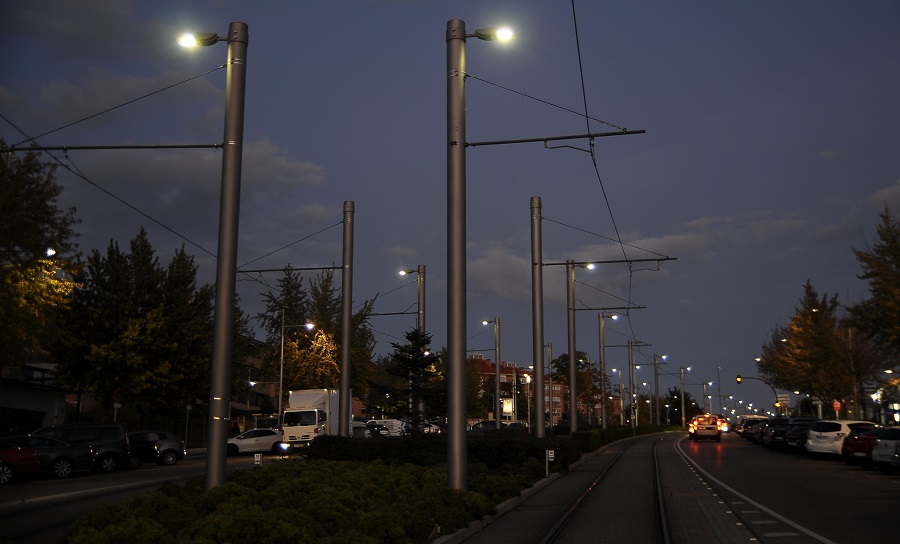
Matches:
[[10, 65, 226, 148]]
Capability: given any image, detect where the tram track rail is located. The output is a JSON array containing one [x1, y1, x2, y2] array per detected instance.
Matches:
[[538, 434, 673, 544]]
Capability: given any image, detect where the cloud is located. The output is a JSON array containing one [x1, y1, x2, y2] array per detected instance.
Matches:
[[868, 180, 900, 212]]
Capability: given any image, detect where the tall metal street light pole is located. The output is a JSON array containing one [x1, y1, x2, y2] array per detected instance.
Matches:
[[716, 365, 723, 415], [679, 365, 692, 427], [612, 367, 624, 425], [531, 198, 546, 438], [178, 22, 248, 492], [653, 354, 667, 426], [598, 313, 619, 430], [566, 260, 578, 431], [338, 202, 354, 437], [483, 318, 502, 424], [446, 19, 513, 491], [399, 265, 426, 332]]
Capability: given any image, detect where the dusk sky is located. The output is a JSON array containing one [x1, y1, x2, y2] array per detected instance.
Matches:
[[3, 1, 899, 415]]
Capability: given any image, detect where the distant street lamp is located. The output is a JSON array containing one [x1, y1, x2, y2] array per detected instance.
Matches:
[[446, 19, 513, 492], [653, 354, 667, 425], [598, 313, 619, 430], [179, 22, 248, 491], [483, 318, 502, 424], [279, 310, 315, 426], [399, 265, 426, 331]]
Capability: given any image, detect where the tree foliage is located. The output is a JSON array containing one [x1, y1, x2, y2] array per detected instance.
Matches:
[[549, 350, 596, 423], [756, 280, 884, 416], [381, 328, 442, 427], [257, 268, 376, 408], [850, 207, 900, 357], [54, 230, 218, 417], [0, 144, 80, 373]]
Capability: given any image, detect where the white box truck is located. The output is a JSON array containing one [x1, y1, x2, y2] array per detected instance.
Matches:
[[281, 388, 347, 449]]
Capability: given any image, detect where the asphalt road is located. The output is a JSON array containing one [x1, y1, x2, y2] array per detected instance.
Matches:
[[0, 451, 257, 544], [455, 432, 900, 544]]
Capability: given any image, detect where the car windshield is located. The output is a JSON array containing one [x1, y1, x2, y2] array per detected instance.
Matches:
[[283, 411, 317, 426]]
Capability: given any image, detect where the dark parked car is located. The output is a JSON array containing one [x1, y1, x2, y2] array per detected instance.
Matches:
[[469, 420, 507, 432], [32, 422, 131, 473], [843, 427, 885, 468], [128, 431, 186, 467], [0, 446, 41, 484], [0, 435, 93, 478], [785, 420, 819, 451], [746, 418, 769, 443], [759, 416, 791, 447], [765, 417, 819, 449], [738, 416, 767, 438]]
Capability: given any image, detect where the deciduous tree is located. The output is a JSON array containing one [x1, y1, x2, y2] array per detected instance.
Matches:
[[0, 144, 79, 373]]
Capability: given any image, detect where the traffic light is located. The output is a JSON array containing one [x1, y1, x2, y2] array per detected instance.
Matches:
[[736, 375, 742, 384]]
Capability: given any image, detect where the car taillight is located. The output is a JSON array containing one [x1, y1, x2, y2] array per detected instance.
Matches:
[[314, 428, 320, 434]]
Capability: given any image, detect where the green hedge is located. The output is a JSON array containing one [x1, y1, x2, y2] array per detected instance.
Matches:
[[62, 431, 645, 543]]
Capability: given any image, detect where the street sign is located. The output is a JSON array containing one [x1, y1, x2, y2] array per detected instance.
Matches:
[[832, 400, 841, 412]]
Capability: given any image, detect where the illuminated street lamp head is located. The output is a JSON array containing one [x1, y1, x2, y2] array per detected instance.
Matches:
[[398, 269, 416, 276], [305, 322, 315, 331], [178, 32, 222, 47], [472, 26, 514, 41]]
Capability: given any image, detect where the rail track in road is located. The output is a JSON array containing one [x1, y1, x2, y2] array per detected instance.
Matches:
[[538, 436, 674, 544], [526, 433, 836, 544]]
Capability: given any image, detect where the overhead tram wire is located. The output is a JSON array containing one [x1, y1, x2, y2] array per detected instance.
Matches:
[[3, 60, 342, 291], [1, 113, 216, 260], [542, 216, 672, 260], [8, 65, 227, 149]]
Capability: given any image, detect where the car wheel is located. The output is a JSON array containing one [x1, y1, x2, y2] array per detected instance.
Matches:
[[128, 456, 143, 469], [271, 442, 284, 454], [0, 463, 13, 485], [97, 455, 118, 473], [160, 451, 178, 466], [52, 457, 74, 478], [227, 444, 239, 457]]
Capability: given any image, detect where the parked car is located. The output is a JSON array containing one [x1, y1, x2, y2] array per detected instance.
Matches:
[[226, 428, 284, 456], [0, 435, 93, 478], [870, 426, 900, 472], [32, 422, 131, 473], [0, 446, 41, 484], [785, 420, 819, 451], [734, 415, 766, 436], [765, 417, 819, 449], [759, 416, 791, 447], [747, 418, 770, 444], [688, 414, 721, 441], [506, 421, 530, 433], [843, 427, 885, 468], [806, 420, 878, 456], [469, 420, 507, 432], [128, 431, 186, 466]]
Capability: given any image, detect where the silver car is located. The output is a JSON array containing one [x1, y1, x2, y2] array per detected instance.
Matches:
[[226, 428, 284, 456]]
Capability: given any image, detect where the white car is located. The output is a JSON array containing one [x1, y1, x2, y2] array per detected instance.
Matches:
[[226, 428, 284, 456], [871, 426, 900, 472], [806, 420, 877, 456]]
